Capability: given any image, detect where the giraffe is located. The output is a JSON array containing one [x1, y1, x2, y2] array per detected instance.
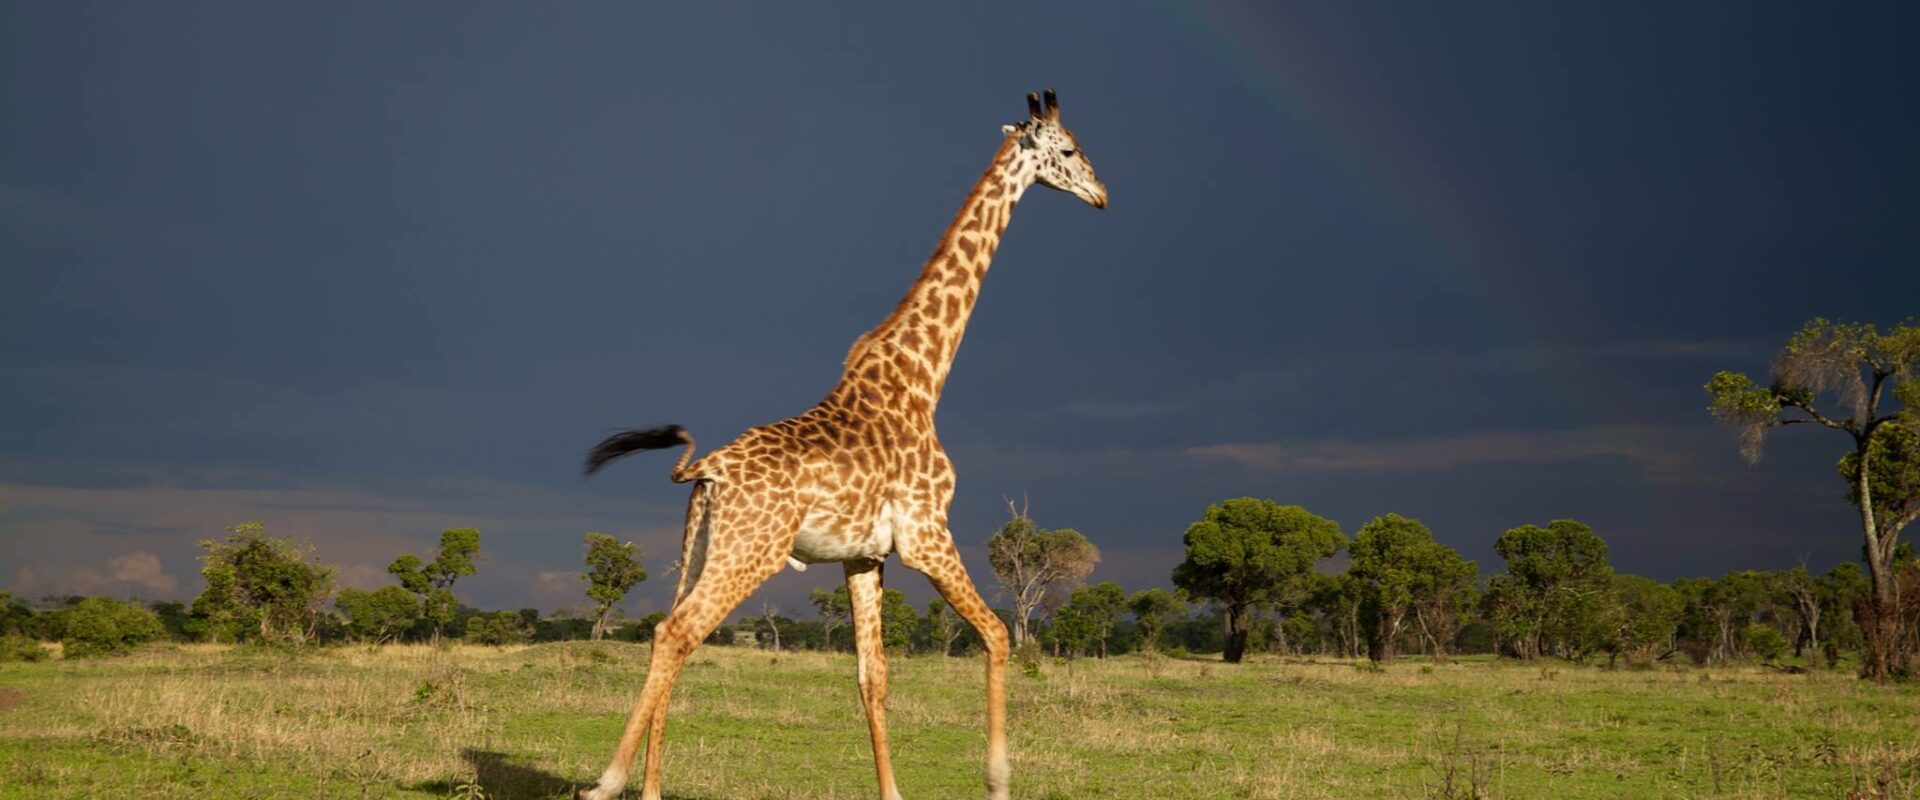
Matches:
[[577, 89, 1106, 800]]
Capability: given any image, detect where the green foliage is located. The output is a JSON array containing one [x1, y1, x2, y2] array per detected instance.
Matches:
[[1744, 623, 1789, 662], [62, 597, 164, 658], [1607, 575, 1683, 665], [581, 532, 646, 642], [878, 588, 918, 652], [1839, 420, 1920, 530], [1349, 514, 1471, 662], [921, 598, 964, 656], [389, 528, 484, 641], [195, 522, 335, 644], [467, 610, 530, 646], [334, 586, 421, 644], [1485, 520, 1613, 660], [811, 585, 852, 651], [1051, 581, 1127, 658], [1127, 588, 1185, 653], [1172, 498, 1345, 663], [0, 633, 52, 662]]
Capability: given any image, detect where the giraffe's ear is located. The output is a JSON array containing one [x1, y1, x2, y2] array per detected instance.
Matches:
[[1001, 124, 1017, 137]]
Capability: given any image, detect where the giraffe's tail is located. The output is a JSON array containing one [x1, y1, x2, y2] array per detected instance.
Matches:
[[583, 425, 702, 483]]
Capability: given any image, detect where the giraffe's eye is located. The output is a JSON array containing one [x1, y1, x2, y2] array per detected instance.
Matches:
[[1060, 149, 1076, 158]]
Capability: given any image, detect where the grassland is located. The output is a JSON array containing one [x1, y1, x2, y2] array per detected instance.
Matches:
[[2, 642, 1917, 799]]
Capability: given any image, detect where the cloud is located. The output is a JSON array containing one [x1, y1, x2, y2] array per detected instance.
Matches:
[[335, 563, 391, 591], [1186, 424, 1706, 475], [530, 570, 582, 610], [11, 551, 180, 598]]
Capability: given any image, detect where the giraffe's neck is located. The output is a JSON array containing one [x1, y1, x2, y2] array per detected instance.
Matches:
[[831, 138, 1031, 415]]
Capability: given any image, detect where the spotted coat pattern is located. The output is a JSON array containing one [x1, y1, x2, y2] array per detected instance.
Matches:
[[582, 90, 1105, 800]]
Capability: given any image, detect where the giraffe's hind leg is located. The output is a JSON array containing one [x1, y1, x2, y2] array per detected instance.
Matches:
[[639, 481, 713, 788], [846, 558, 905, 800], [579, 484, 793, 800], [898, 524, 1011, 800]]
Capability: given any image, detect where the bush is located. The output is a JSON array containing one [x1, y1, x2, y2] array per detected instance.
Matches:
[[1743, 624, 1789, 663], [0, 634, 51, 662], [62, 598, 165, 658]]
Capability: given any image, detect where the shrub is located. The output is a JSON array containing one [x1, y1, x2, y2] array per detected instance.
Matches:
[[0, 633, 52, 662], [62, 598, 165, 658], [1743, 624, 1789, 663]]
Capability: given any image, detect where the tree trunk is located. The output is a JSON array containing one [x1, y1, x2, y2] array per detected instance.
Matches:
[[1223, 605, 1251, 663], [590, 610, 608, 642], [1368, 608, 1404, 663], [1416, 607, 1451, 664], [1851, 431, 1902, 682]]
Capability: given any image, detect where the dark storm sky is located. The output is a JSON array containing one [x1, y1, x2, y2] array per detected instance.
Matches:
[[4, 4, 1916, 616]]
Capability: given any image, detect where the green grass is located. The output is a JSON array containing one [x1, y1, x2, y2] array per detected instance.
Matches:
[[2, 643, 1918, 799]]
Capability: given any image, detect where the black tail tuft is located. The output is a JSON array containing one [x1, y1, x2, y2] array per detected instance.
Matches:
[[584, 425, 687, 475]]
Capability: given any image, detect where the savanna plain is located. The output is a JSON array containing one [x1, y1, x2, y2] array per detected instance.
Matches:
[[2, 643, 1917, 799]]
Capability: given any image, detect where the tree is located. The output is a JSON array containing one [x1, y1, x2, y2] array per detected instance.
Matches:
[[389, 527, 482, 645], [581, 532, 647, 642], [1676, 571, 1768, 665], [1485, 519, 1612, 659], [1770, 565, 1827, 659], [1707, 318, 1920, 679], [986, 501, 1100, 644], [878, 588, 919, 653], [1349, 514, 1465, 663], [335, 585, 420, 644], [1172, 498, 1345, 663], [1128, 588, 1186, 654], [924, 598, 964, 656], [753, 601, 784, 651], [1052, 581, 1126, 658], [1410, 548, 1479, 664], [62, 597, 165, 658], [1606, 575, 1683, 667], [195, 522, 336, 644], [811, 585, 852, 651], [468, 610, 530, 645]]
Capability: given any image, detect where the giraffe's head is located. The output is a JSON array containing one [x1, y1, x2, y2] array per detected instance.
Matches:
[[1002, 89, 1108, 209]]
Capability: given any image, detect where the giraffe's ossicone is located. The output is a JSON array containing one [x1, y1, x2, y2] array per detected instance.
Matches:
[[579, 88, 1106, 800]]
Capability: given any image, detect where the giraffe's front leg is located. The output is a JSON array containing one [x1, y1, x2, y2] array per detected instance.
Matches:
[[846, 559, 906, 800]]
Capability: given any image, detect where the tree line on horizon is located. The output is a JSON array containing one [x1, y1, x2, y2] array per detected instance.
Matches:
[[3, 318, 1915, 680], [4, 506, 1914, 682]]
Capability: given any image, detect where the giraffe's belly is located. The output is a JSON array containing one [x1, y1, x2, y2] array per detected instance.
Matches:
[[791, 500, 901, 564]]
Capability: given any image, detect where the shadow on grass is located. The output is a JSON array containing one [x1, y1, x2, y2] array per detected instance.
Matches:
[[408, 750, 718, 800], [407, 749, 579, 800]]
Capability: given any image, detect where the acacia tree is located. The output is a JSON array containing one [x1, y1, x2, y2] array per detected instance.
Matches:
[[1128, 588, 1186, 654], [1172, 498, 1345, 663], [581, 532, 647, 642], [388, 527, 481, 645], [196, 522, 335, 644], [986, 501, 1099, 644], [1707, 318, 1920, 679]]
